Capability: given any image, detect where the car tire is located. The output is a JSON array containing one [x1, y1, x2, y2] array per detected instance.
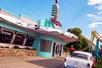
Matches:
[[87, 64, 90, 68]]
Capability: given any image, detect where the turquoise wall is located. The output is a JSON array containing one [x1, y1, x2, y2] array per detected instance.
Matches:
[[32, 35, 53, 58], [0, 21, 66, 58], [0, 21, 35, 36], [32, 34, 66, 58], [37, 52, 52, 58], [32, 34, 40, 50]]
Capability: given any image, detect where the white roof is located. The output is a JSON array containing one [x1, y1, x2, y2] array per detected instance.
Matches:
[[0, 9, 78, 43], [40, 27, 78, 39], [73, 51, 92, 57], [0, 9, 37, 27]]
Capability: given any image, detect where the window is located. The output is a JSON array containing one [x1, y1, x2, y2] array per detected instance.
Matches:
[[40, 39, 52, 52], [25, 36, 34, 46], [0, 30, 13, 43], [14, 34, 24, 45], [71, 53, 88, 60], [90, 55, 94, 61]]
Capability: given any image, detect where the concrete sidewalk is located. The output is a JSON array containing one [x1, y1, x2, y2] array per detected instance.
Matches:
[[0, 57, 64, 68]]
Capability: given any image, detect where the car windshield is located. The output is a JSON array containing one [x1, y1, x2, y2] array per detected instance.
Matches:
[[71, 53, 88, 60]]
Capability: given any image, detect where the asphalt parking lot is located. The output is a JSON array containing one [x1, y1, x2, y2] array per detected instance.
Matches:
[[0, 57, 64, 68]]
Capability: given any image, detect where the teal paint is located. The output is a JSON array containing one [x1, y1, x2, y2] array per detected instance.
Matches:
[[96, 40, 99, 61], [38, 19, 47, 27], [32, 37, 40, 50], [34, 34, 65, 58], [35, 34, 66, 58], [37, 52, 52, 58], [89, 46, 92, 53], [0, 22, 35, 36], [38, 19, 55, 28], [36, 38, 53, 58], [32, 34, 53, 58], [46, 19, 50, 27], [0, 21, 66, 58]]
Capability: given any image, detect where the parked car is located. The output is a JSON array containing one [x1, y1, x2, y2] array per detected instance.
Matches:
[[64, 51, 96, 68]]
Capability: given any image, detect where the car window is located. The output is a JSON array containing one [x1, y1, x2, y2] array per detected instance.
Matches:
[[71, 53, 88, 60], [90, 55, 94, 61]]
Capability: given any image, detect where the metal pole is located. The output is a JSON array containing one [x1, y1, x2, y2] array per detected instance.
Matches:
[[89, 45, 92, 53], [96, 39, 99, 61]]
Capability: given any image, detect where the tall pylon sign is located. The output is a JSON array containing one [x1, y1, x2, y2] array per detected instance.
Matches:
[[51, 0, 62, 28]]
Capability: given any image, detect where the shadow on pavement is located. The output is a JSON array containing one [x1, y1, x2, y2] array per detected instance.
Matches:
[[26, 58, 64, 68]]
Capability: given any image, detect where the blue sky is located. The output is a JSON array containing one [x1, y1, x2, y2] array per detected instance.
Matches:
[[0, 0, 102, 39]]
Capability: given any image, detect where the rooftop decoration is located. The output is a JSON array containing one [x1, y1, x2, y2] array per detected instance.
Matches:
[[39, 0, 62, 28]]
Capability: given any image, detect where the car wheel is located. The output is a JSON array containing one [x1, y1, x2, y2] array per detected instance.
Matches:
[[87, 64, 90, 68]]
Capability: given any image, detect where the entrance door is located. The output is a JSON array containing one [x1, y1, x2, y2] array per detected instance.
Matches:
[[52, 42, 62, 57]]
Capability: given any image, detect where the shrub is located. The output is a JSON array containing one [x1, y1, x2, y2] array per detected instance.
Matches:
[[94, 57, 102, 68]]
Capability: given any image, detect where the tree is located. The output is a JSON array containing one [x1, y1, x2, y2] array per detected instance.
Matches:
[[65, 27, 89, 51], [67, 28, 82, 36]]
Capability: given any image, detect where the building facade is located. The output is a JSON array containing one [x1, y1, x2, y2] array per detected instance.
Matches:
[[0, 8, 78, 58]]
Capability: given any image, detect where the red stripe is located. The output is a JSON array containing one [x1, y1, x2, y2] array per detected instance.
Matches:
[[51, 18, 62, 27], [55, 21, 62, 26]]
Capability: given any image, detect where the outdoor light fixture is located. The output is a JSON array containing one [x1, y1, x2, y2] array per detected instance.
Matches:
[[34, 24, 40, 29]]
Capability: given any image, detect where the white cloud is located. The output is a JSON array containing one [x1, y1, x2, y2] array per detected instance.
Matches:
[[88, 0, 102, 5], [87, 13, 95, 17], [97, 5, 102, 10], [89, 22, 102, 30], [93, 16, 102, 21], [87, 13, 102, 21], [88, 0, 102, 30], [89, 23, 97, 30], [98, 11, 102, 15]]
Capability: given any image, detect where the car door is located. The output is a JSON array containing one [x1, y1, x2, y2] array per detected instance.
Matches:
[[89, 55, 95, 67]]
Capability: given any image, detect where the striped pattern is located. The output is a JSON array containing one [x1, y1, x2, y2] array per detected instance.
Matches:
[[51, 0, 62, 28]]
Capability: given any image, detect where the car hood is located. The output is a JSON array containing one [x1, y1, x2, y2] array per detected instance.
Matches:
[[67, 57, 88, 63]]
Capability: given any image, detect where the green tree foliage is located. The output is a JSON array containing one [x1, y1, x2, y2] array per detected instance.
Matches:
[[94, 57, 102, 68], [67, 28, 82, 36], [65, 27, 89, 51]]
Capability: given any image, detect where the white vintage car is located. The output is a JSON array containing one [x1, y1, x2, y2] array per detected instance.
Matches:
[[64, 51, 96, 68]]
